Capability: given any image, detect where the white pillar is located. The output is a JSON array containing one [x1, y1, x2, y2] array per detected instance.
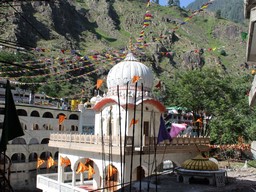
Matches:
[[58, 156, 64, 183], [80, 173, 84, 184], [72, 169, 76, 186], [93, 170, 101, 189]]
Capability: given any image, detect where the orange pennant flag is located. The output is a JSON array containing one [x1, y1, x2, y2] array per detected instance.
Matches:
[[88, 164, 95, 179], [132, 76, 140, 83], [96, 79, 103, 89], [58, 114, 66, 125], [129, 118, 139, 128], [76, 162, 88, 174], [37, 158, 45, 169], [60, 156, 71, 167], [47, 156, 57, 168]]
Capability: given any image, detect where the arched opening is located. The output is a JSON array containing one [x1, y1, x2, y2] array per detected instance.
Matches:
[[59, 124, 64, 131], [31, 110, 40, 117], [29, 138, 39, 145], [11, 153, 26, 163], [40, 151, 52, 161], [71, 158, 101, 190], [71, 125, 78, 131], [136, 166, 145, 180], [42, 112, 53, 118], [56, 113, 66, 119], [17, 109, 27, 116], [69, 114, 79, 120], [41, 138, 50, 144], [12, 138, 26, 144], [29, 153, 38, 162], [20, 122, 26, 130], [42, 124, 49, 130], [33, 124, 39, 130], [105, 164, 118, 191]]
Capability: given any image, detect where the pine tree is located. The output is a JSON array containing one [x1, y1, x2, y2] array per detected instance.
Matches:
[[168, 0, 174, 6]]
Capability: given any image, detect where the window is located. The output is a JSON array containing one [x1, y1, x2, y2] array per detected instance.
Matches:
[[143, 121, 149, 136]]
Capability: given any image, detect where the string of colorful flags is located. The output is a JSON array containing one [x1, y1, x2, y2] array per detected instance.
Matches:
[[172, 0, 215, 31], [0, 0, 249, 86], [0, 62, 95, 77], [9, 67, 105, 85]]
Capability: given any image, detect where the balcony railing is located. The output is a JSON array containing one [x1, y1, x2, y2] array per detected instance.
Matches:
[[50, 133, 210, 147], [37, 173, 93, 192]]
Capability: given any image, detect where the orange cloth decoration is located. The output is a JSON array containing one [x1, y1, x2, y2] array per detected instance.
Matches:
[[37, 158, 45, 169], [107, 165, 117, 181], [88, 165, 95, 179], [58, 114, 66, 125], [47, 156, 57, 168], [76, 162, 88, 174], [60, 156, 71, 167]]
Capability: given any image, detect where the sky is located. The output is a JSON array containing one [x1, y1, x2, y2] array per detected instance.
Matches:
[[159, 0, 196, 7]]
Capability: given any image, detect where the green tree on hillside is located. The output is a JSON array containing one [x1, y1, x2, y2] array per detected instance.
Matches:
[[215, 9, 222, 19], [163, 68, 256, 144]]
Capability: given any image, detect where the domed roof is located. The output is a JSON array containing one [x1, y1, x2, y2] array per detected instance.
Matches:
[[107, 52, 154, 91], [181, 154, 218, 171]]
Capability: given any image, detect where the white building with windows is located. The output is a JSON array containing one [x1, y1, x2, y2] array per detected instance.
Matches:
[[0, 81, 94, 191], [36, 52, 210, 192]]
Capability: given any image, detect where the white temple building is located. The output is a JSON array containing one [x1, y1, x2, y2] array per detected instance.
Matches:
[[37, 51, 210, 192]]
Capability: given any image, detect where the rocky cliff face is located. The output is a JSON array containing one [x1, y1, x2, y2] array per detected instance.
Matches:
[[0, 0, 248, 98]]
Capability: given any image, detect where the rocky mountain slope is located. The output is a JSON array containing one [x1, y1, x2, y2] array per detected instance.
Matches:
[[187, 0, 245, 23], [0, 0, 249, 101]]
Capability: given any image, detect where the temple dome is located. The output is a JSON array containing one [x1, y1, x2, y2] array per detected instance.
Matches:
[[181, 154, 218, 171], [107, 52, 154, 91]]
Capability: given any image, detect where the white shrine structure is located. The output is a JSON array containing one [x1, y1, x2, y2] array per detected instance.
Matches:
[[37, 51, 210, 191]]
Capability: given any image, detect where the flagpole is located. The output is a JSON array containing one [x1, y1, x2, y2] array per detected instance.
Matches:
[[139, 83, 143, 192], [122, 81, 129, 189], [129, 81, 138, 192], [117, 85, 124, 191]]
